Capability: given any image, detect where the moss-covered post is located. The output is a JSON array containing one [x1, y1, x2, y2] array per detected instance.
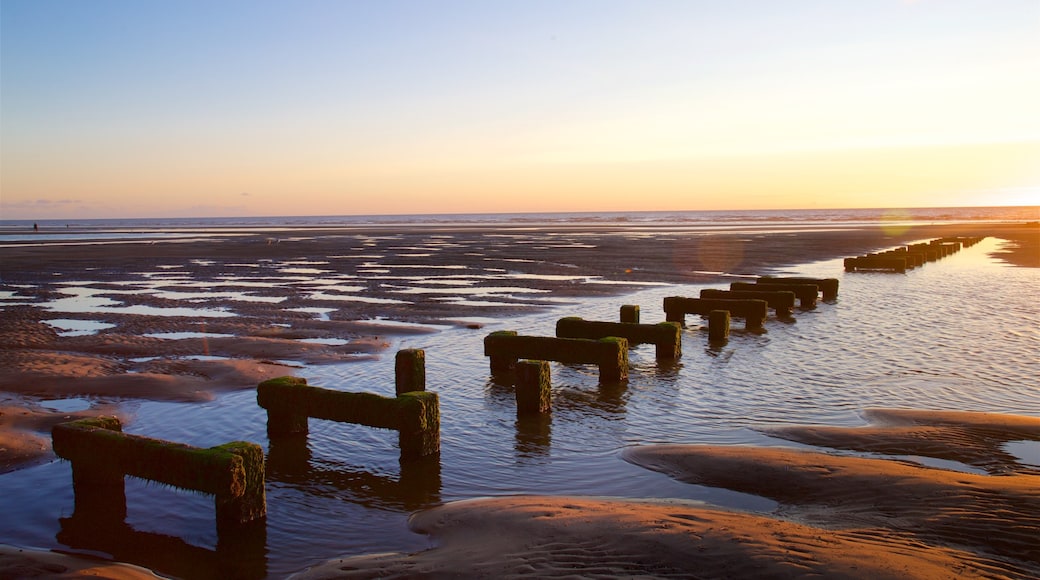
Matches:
[[620, 304, 640, 323], [663, 297, 685, 324], [258, 376, 310, 436], [213, 441, 267, 532], [516, 360, 551, 415], [395, 348, 426, 396], [599, 336, 629, 382], [485, 330, 519, 374], [52, 416, 268, 533], [709, 310, 730, 342], [655, 322, 682, 359], [396, 391, 440, 459], [56, 417, 128, 522]]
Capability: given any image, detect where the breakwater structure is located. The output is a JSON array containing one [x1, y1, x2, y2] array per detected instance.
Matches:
[[51, 417, 266, 532], [484, 330, 629, 383], [844, 236, 984, 272], [699, 288, 796, 317], [663, 296, 769, 331], [730, 281, 818, 308], [515, 359, 552, 415], [555, 316, 682, 359], [757, 276, 839, 301], [257, 358, 440, 459]]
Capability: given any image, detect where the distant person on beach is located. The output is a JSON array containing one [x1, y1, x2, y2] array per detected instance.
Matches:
[[33, 222, 38, 232]]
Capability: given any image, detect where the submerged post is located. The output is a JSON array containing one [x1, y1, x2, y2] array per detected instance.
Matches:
[[516, 360, 551, 415], [757, 276, 839, 301], [708, 310, 730, 342], [556, 317, 681, 359], [257, 376, 440, 459], [663, 296, 767, 331], [51, 417, 267, 530], [484, 331, 629, 382], [395, 348, 426, 396]]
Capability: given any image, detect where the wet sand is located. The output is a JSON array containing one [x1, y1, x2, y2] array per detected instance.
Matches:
[[292, 409, 1040, 579], [0, 220, 1037, 577]]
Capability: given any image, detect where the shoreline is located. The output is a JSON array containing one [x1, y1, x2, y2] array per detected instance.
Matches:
[[0, 221, 1037, 577]]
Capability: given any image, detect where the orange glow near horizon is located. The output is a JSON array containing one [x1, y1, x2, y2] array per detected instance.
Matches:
[[2, 140, 1037, 219], [2, 2, 1038, 220]]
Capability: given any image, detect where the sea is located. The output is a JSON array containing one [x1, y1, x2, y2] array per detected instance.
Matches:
[[0, 206, 1037, 579], [2, 205, 1040, 243]]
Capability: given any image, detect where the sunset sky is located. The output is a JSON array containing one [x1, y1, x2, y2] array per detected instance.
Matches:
[[2, 1, 1038, 219]]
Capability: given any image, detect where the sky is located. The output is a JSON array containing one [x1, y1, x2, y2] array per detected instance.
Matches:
[[1, 0, 1038, 219]]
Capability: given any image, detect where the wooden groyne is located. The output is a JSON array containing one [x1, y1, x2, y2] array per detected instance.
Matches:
[[516, 360, 552, 415], [844, 255, 908, 273], [52, 417, 266, 530], [845, 237, 984, 272], [257, 375, 440, 459], [757, 276, 839, 301], [708, 309, 731, 342], [730, 281, 818, 308], [700, 288, 796, 317], [663, 296, 768, 330], [484, 330, 629, 382], [555, 316, 682, 359]]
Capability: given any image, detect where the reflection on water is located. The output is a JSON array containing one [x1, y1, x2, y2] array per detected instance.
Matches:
[[1005, 440, 1040, 468], [0, 237, 1036, 578], [267, 435, 441, 512], [58, 487, 267, 580]]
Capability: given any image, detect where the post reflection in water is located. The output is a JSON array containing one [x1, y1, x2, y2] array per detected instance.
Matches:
[[56, 477, 267, 580], [266, 432, 442, 512], [515, 414, 552, 458]]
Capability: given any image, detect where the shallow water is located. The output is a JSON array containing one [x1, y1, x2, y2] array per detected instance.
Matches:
[[0, 237, 1037, 578]]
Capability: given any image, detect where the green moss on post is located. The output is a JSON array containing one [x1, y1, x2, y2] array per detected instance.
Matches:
[[257, 376, 310, 436], [213, 441, 267, 529], [654, 322, 682, 359], [555, 318, 681, 360], [396, 391, 440, 459], [620, 305, 640, 323], [484, 332, 629, 383], [51, 417, 267, 529], [664, 296, 767, 330], [709, 310, 730, 342], [516, 360, 551, 415], [395, 349, 426, 396], [484, 332, 520, 378], [598, 336, 629, 382], [258, 376, 441, 458]]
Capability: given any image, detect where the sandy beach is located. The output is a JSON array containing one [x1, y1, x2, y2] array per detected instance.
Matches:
[[0, 220, 1037, 578]]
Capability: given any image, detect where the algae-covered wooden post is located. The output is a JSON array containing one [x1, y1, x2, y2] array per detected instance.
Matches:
[[620, 305, 640, 323], [709, 310, 730, 342], [51, 417, 267, 530], [555, 317, 681, 360], [486, 330, 519, 374], [395, 390, 441, 459], [700, 288, 796, 318], [663, 296, 768, 331], [259, 376, 310, 436], [757, 276, 839, 301], [516, 360, 551, 415], [730, 281, 818, 308], [484, 331, 629, 382], [257, 375, 440, 459], [395, 348, 426, 396]]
